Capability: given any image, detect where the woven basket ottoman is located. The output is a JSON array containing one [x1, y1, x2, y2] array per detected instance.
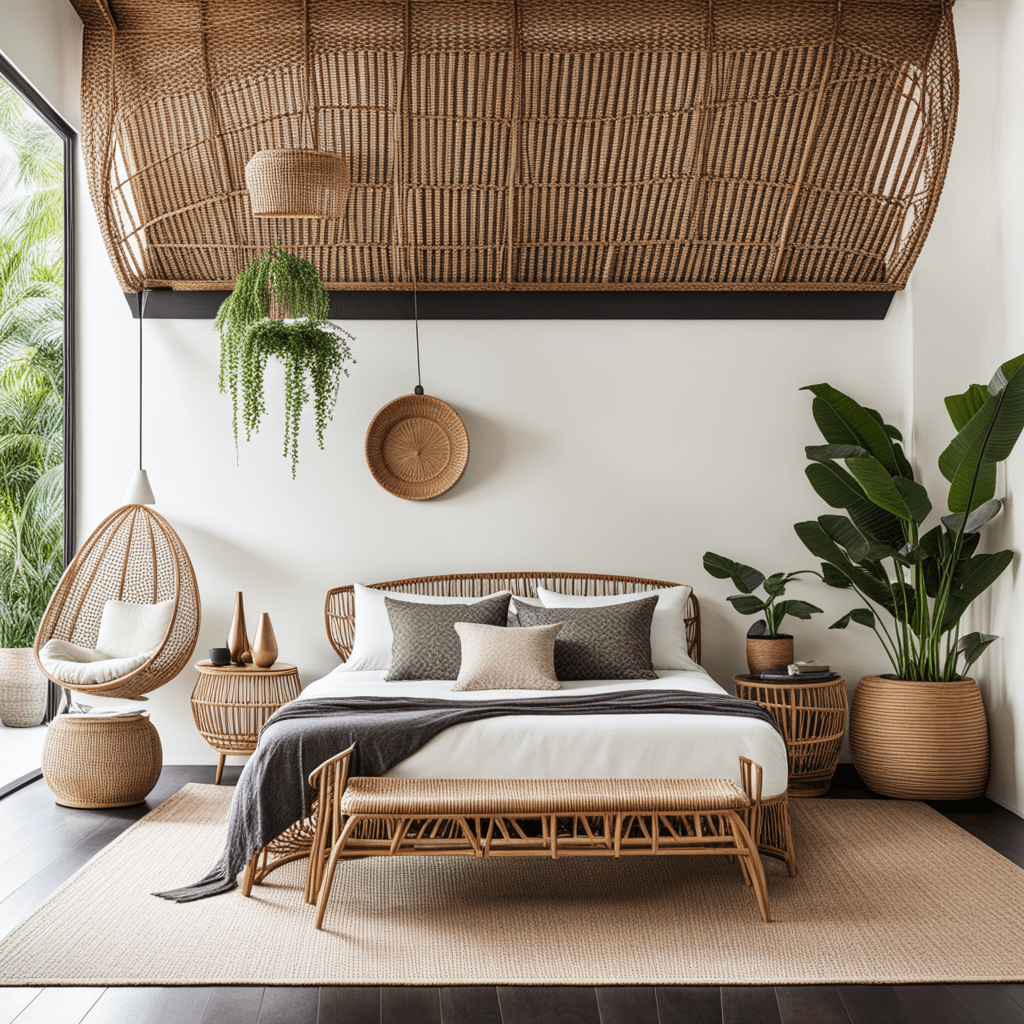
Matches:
[[0, 647, 48, 728]]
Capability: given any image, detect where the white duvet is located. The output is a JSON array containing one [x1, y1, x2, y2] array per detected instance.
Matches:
[[296, 667, 789, 798]]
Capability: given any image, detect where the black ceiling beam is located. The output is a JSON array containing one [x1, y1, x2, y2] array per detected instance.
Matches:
[[125, 288, 894, 321]]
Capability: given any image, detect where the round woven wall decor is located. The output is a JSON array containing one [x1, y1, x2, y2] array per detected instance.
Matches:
[[365, 394, 469, 500]]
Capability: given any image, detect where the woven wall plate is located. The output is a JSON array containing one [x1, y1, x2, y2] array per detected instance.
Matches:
[[365, 394, 469, 501]]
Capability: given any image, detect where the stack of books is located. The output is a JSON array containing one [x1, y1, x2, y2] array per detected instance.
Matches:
[[759, 662, 837, 682]]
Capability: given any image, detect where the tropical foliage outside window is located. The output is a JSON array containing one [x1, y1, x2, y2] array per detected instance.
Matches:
[[0, 79, 64, 648]]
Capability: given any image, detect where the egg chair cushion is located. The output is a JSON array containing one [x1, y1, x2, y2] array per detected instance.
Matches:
[[40, 639, 153, 687], [96, 600, 175, 659]]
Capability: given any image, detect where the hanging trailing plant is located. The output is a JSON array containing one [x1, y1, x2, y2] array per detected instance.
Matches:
[[215, 247, 355, 477]]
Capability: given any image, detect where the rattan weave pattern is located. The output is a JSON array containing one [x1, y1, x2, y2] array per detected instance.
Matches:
[[70, 0, 956, 293], [324, 571, 701, 664], [33, 505, 201, 701]]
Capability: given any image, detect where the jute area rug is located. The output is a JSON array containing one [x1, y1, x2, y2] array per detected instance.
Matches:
[[1, 783, 1022, 986]]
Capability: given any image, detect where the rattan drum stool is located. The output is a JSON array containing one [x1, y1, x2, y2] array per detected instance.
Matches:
[[734, 675, 848, 797], [190, 662, 301, 784], [41, 712, 163, 808]]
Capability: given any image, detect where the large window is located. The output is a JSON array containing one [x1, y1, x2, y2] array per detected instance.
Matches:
[[0, 54, 75, 793]]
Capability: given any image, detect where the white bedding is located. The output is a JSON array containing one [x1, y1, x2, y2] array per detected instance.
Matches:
[[297, 667, 789, 798]]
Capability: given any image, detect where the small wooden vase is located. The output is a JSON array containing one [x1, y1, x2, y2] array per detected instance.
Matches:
[[746, 635, 794, 675], [252, 613, 279, 669], [228, 592, 252, 667]]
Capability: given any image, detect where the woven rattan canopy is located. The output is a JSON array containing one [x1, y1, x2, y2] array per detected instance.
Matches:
[[71, 0, 957, 295]]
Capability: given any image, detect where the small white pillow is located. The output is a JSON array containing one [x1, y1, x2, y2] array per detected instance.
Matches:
[[39, 639, 153, 687], [452, 621, 562, 691], [536, 585, 699, 672], [96, 600, 174, 659], [342, 584, 514, 672]]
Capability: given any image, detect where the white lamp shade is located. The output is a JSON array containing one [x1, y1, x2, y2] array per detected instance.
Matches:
[[123, 469, 156, 505]]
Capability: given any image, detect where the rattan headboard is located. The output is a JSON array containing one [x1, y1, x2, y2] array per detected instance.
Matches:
[[324, 571, 700, 665]]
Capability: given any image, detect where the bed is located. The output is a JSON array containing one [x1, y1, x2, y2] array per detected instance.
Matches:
[[238, 572, 795, 899]]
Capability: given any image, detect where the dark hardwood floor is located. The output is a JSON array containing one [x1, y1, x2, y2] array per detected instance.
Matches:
[[1, 764, 1023, 1024]]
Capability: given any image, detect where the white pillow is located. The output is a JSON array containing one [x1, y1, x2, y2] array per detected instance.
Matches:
[[342, 584, 514, 671], [96, 600, 174, 659], [40, 639, 153, 686], [536, 585, 699, 672]]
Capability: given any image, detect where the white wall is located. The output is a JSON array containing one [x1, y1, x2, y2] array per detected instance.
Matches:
[[6, 2, 1024, 807]]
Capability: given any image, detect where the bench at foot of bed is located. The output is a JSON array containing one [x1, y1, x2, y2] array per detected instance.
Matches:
[[275, 747, 773, 928]]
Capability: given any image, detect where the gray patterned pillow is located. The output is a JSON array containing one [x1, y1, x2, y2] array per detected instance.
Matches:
[[516, 598, 658, 681], [385, 593, 512, 681]]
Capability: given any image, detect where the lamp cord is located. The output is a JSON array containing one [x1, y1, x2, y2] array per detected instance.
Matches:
[[402, 0, 423, 396], [138, 289, 148, 471]]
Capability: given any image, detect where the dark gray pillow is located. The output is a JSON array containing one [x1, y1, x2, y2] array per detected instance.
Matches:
[[516, 598, 658, 681], [385, 593, 512, 681]]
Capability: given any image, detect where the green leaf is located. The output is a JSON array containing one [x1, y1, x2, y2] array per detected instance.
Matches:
[[774, 599, 823, 620], [762, 573, 787, 598], [806, 444, 869, 461], [892, 477, 932, 526], [703, 552, 765, 595], [794, 520, 897, 610], [727, 594, 766, 615], [804, 462, 905, 547], [831, 607, 876, 630], [746, 619, 768, 638], [945, 383, 990, 432], [957, 632, 998, 674], [818, 514, 901, 564], [941, 498, 1002, 535], [939, 353, 1024, 513], [803, 384, 900, 475], [941, 550, 1014, 631], [821, 563, 854, 589], [845, 456, 917, 522]]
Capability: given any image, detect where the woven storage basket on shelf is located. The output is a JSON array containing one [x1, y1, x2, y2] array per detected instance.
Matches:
[[0, 648, 48, 728], [40, 713, 163, 808], [245, 149, 349, 219], [70, 0, 958, 295], [365, 394, 470, 500], [849, 676, 990, 800]]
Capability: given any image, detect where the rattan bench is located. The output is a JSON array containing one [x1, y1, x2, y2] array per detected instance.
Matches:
[[295, 746, 771, 929]]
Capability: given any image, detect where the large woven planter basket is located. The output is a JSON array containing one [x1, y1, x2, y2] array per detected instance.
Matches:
[[0, 647, 47, 727], [849, 676, 989, 801], [745, 636, 794, 675]]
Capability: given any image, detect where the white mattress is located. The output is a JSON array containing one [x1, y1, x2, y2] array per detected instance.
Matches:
[[297, 668, 789, 798]]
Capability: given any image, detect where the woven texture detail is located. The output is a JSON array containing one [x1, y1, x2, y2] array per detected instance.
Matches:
[[517, 598, 658, 680], [339, 775, 749, 815], [3, 786, 1024, 985], [384, 593, 512, 680], [325, 571, 701, 665], [452, 621, 561, 691], [0, 648, 48, 727], [70, 0, 957, 293], [32, 505, 201, 701]]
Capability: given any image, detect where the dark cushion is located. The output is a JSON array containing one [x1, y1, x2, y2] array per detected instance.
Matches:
[[385, 593, 512, 680], [516, 598, 659, 681]]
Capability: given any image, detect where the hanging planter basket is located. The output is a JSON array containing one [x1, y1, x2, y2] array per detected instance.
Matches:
[[245, 148, 349, 219], [365, 393, 469, 501]]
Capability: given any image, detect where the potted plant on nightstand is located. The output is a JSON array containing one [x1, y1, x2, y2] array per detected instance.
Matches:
[[215, 247, 355, 478], [703, 553, 823, 673], [795, 359, 1024, 800]]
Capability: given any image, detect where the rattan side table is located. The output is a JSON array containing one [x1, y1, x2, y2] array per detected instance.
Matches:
[[734, 674, 848, 797], [191, 661, 301, 783]]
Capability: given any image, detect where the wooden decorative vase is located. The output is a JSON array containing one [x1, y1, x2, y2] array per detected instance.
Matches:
[[252, 613, 279, 669], [746, 635, 794, 675], [849, 676, 989, 800], [228, 592, 252, 666]]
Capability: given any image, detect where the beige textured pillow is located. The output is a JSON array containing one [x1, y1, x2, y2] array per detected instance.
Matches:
[[452, 621, 562, 691]]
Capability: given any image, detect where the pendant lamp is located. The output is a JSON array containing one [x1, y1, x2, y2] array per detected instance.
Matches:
[[244, 0, 349, 218], [123, 289, 156, 506]]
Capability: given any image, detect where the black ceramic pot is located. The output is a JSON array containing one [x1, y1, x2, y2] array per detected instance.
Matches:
[[209, 647, 231, 667]]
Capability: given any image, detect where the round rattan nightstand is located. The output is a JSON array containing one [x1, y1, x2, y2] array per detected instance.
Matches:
[[190, 661, 301, 783], [41, 712, 163, 808], [734, 674, 848, 797]]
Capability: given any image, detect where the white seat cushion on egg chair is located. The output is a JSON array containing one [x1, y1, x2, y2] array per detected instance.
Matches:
[[39, 599, 175, 687]]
